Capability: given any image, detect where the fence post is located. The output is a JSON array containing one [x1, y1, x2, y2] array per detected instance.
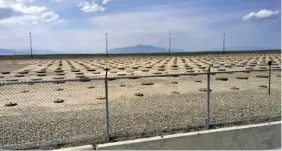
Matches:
[[268, 61, 272, 95], [104, 68, 110, 142], [206, 64, 213, 129]]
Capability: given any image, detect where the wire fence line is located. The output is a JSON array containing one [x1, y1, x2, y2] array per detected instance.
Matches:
[[0, 68, 281, 149]]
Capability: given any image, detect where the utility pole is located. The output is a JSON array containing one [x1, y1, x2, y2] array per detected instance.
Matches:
[[29, 32, 33, 59], [223, 32, 225, 54], [169, 33, 171, 56], [106, 33, 108, 58]]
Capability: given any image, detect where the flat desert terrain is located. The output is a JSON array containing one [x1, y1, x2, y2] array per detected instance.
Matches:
[[0, 53, 281, 149]]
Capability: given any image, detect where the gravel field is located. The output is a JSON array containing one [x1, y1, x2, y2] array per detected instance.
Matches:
[[0, 60, 30, 72], [0, 89, 281, 149], [1, 71, 281, 149], [0, 54, 281, 149]]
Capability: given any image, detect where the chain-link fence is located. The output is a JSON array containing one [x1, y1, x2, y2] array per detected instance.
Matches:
[[107, 73, 207, 142], [209, 69, 281, 127], [0, 68, 281, 149], [0, 78, 107, 149]]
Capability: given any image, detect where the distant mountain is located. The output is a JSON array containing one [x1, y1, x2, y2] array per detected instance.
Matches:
[[0, 45, 278, 55], [0, 49, 64, 55], [110, 44, 186, 54], [205, 45, 277, 51], [0, 49, 16, 55]]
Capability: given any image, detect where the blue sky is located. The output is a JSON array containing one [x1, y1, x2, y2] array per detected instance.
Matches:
[[0, 0, 281, 53]]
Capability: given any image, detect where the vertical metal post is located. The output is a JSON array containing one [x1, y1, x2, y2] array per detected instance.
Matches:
[[29, 32, 33, 59], [223, 33, 225, 54], [206, 64, 213, 129], [268, 61, 272, 95], [104, 68, 110, 141], [169, 33, 171, 56], [106, 33, 108, 58]]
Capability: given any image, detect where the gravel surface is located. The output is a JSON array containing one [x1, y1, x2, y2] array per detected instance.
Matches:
[[0, 55, 281, 149], [1, 54, 281, 81], [0, 63, 30, 73], [1, 88, 280, 149]]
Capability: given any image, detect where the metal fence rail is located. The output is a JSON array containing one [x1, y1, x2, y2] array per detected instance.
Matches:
[[0, 68, 281, 149]]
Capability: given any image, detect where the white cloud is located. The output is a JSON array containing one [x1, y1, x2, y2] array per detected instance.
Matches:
[[15, 0, 35, 3], [41, 12, 59, 22], [0, 15, 33, 24], [102, 0, 111, 5], [50, 0, 64, 3], [0, 11, 59, 24], [77, 1, 105, 13], [0, 1, 9, 8], [0, 0, 35, 6], [57, 19, 66, 23], [0, 2, 47, 17], [0, 0, 59, 25], [9, 3, 47, 14], [243, 9, 280, 20], [90, 10, 199, 34], [32, 20, 38, 24], [0, 35, 7, 38], [0, 3, 280, 52]]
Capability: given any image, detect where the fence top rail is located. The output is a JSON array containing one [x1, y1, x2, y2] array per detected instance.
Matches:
[[0, 69, 280, 85]]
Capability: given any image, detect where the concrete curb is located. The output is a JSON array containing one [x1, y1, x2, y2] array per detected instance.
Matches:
[[54, 121, 281, 150], [55, 145, 94, 150]]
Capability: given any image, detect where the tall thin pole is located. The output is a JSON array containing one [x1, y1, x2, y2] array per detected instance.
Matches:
[[268, 61, 272, 95], [169, 33, 171, 56], [29, 32, 33, 59], [223, 32, 225, 54], [206, 63, 213, 129], [106, 33, 108, 58], [104, 68, 110, 141]]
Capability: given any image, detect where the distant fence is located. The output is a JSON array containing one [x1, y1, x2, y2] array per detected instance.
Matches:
[[0, 68, 281, 149]]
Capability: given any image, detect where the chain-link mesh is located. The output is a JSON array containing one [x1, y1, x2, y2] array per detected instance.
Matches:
[[210, 69, 281, 126], [0, 54, 281, 149], [0, 78, 107, 150], [107, 74, 207, 141], [207, 53, 281, 126]]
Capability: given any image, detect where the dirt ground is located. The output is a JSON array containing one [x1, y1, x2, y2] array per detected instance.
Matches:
[[0, 60, 30, 72], [0, 53, 280, 81], [0, 53, 281, 149]]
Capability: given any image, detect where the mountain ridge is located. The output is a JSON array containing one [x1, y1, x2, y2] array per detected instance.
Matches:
[[109, 44, 186, 54], [0, 44, 279, 55]]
